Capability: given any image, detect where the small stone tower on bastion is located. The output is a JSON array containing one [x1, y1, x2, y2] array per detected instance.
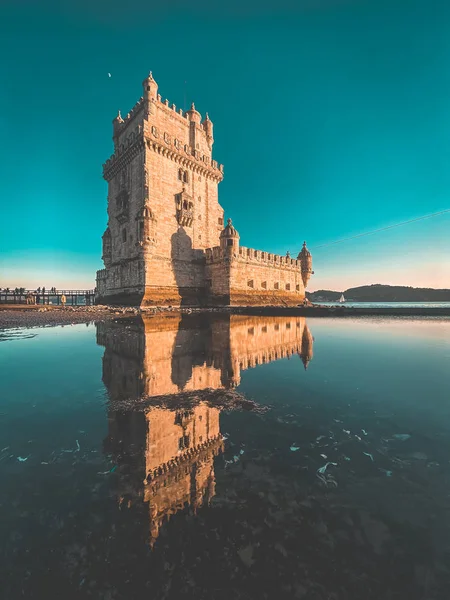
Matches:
[[96, 72, 313, 306]]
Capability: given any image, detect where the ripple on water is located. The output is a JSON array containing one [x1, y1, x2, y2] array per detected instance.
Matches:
[[0, 329, 37, 342]]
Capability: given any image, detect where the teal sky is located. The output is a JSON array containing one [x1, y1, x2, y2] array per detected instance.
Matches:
[[0, 0, 449, 291]]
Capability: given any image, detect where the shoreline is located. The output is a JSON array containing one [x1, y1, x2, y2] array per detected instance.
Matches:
[[1, 303, 449, 330]]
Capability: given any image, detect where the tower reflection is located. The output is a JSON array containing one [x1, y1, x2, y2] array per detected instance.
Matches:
[[97, 314, 313, 547]]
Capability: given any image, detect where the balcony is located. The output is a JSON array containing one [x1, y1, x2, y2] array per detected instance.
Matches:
[[177, 207, 193, 227]]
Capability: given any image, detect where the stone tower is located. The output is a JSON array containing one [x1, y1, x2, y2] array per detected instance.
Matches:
[[97, 72, 225, 306]]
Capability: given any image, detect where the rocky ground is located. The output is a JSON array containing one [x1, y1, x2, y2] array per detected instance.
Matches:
[[0, 304, 236, 330], [0, 305, 142, 330]]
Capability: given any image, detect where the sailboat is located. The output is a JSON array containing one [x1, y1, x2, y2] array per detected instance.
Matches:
[[339, 294, 345, 303]]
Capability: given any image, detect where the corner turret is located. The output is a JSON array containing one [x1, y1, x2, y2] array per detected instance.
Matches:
[[112, 110, 124, 144], [299, 323, 314, 370], [202, 113, 214, 148], [220, 218, 240, 252], [186, 102, 201, 124], [143, 71, 158, 101], [298, 241, 313, 288]]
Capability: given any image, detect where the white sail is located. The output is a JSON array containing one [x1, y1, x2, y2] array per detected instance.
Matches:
[[339, 294, 345, 303]]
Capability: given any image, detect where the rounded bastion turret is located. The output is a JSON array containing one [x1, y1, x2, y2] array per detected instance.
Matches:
[[220, 218, 240, 252], [142, 71, 158, 101], [298, 241, 313, 288]]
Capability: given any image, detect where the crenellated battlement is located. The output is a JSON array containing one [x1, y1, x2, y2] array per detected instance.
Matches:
[[236, 341, 302, 370], [102, 136, 223, 183], [156, 94, 189, 121], [113, 97, 145, 133], [205, 245, 301, 270], [145, 433, 223, 486], [113, 93, 189, 134]]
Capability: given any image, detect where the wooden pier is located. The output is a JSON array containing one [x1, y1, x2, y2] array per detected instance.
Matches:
[[0, 289, 96, 306]]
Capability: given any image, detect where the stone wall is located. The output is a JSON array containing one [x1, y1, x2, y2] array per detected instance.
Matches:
[[205, 246, 305, 306]]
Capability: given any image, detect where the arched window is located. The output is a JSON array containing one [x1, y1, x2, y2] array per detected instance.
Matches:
[[227, 239, 233, 246]]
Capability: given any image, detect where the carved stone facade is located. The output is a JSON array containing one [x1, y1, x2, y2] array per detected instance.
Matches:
[[96, 73, 313, 306], [98, 314, 314, 548]]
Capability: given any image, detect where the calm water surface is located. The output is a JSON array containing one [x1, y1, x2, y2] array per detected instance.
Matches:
[[1, 315, 450, 599]]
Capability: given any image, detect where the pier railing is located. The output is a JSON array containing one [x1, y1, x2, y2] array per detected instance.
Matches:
[[0, 290, 96, 306]]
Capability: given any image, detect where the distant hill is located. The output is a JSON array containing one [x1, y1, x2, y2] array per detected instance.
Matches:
[[306, 289, 342, 302], [307, 284, 450, 302]]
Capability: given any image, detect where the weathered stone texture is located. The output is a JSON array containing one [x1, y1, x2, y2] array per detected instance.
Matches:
[[96, 73, 312, 306]]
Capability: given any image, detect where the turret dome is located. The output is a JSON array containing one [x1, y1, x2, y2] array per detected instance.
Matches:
[[220, 218, 239, 239], [202, 112, 214, 146], [297, 241, 311, 260], [220, 218, 240, 251], [186, 102, 201, 123], [113, 109, 123, 123]]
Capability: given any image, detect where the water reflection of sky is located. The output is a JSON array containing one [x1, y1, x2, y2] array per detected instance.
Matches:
[[1, 315, 449, 599]]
